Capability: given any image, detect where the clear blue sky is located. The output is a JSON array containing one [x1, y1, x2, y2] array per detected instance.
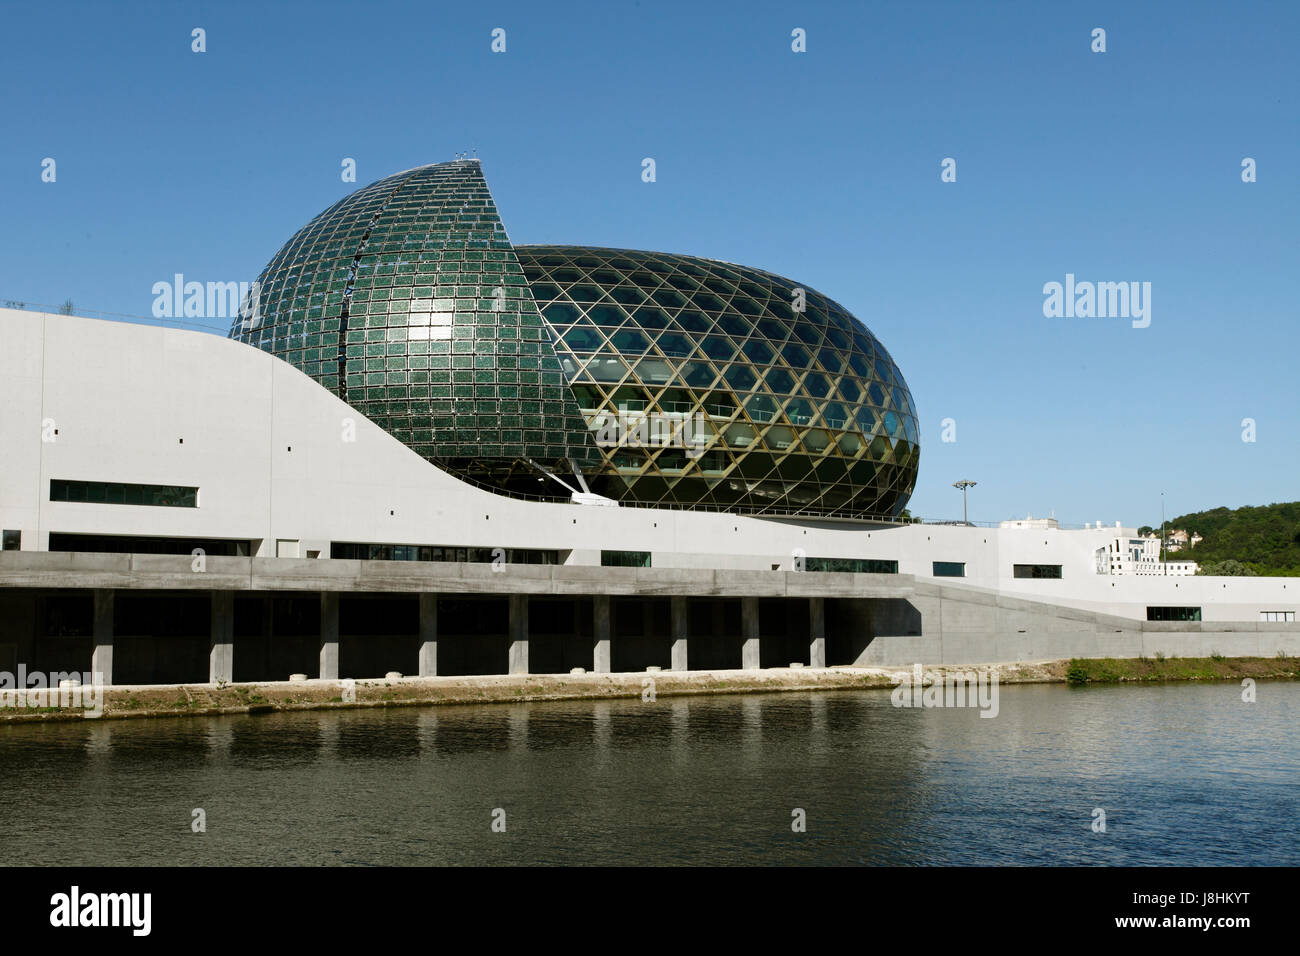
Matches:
[[2, 0, 1296, 526]]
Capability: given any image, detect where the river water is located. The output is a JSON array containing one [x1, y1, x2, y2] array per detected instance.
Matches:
[[1, 682, 1295, 865]]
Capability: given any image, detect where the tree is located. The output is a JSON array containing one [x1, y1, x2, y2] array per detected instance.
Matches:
[[1146, 502, 1299, 574], [1196, 559, 1257, 577], [57, 299, 74, 315]]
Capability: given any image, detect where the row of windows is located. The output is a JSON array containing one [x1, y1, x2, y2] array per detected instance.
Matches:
[[1260, 611, 1295, 623], [330, 543, 560, 564], [49, 480, 198, 508]]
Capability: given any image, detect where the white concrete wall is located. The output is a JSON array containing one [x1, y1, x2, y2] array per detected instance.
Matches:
[[2, 308, 1297, 625]]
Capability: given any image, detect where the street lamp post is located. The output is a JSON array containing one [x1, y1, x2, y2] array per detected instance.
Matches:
[[1161, 492, 1167, 576], [953, 479, 977, 526]]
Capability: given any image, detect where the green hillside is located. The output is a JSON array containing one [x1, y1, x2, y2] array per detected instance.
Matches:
[[1139, 502, 1300, 576]]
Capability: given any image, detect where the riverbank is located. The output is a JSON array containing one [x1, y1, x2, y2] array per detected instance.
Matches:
[[1064, 654, 1300, 684], [1, 656, 1295, 723]]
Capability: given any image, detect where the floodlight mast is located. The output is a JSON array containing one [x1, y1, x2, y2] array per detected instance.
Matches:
[[953, 480, 977, 526]]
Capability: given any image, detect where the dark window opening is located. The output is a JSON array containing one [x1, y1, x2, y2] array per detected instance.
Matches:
[[932, 561, 965, 577], [1146, 606, 1202, 622], [330, 542, 560, 564], [1013, 564, 1062, 579], [601, 550, 651, 568], [49, 533, 250, 556], [50, 479, 198, 508], [806, 557, 899, 574]]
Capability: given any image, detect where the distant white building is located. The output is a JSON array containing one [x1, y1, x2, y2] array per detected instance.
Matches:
[[1166, 529, 1203, 553], [1000, 515, 1059, 529], [1096, 534, 1197, 576]]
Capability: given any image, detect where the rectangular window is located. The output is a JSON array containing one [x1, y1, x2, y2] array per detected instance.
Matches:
[[1013, 564, 1062, 579], [1, 530, 19, 551], [1260, 611, 1296, 623], [932, 561, 965, 577], [49, 533, 250, 556], [601, 550, 651, 568], [50, 479, 198, 508], [1146, 606, 1202, 622], [805, 558, 899, 574]]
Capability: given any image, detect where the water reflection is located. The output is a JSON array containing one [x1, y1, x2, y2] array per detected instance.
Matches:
[[0, 683, 1295, 866]]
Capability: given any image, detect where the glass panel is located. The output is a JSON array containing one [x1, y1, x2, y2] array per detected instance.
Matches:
[[655, 333, 693, 357], [724, 364, 757, 390], [634, 358, 674, 385], [745, 394, 778, 423], [803, 372, 829, 398], [562, 327, 603, 351], [587, 356, 628, 382], [802, 429, 829, 452], [766, 368, 795, 392], [725, 423, 757, 448]]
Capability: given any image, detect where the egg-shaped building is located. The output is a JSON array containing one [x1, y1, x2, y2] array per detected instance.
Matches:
[[231, 160, 918, 518]]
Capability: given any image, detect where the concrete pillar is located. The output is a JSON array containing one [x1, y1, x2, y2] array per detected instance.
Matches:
[[320, 592, 339, 680], [809, 596, 826, 668], [210, 590, 234, 684], [670, 596, 688, 671], [91, 589, 114, 686], [508, 594, 528, 675], [741, 596, 760, 670], [418, 593, 438, 677], [593, 595, 611, 673]]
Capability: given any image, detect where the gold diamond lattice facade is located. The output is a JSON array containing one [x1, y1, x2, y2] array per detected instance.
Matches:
[[518, 246, 919, 517]]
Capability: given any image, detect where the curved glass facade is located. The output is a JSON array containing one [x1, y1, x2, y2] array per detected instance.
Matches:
[[229, 160, 599, 495], [519, 246, 918, 516], [232, 161, 918, 518]]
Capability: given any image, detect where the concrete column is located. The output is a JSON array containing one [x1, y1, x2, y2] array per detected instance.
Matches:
[[593, 595, 611, 673], [210, 590, 234, 684], [418, 593, 438, 677], [741, 596, 760, 670], [809, 596, 826, 668], [91, 589, 114, 686], [508, 594, 529, 675], [320, 592, 339, 680], [670, 596, 688, 671]]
